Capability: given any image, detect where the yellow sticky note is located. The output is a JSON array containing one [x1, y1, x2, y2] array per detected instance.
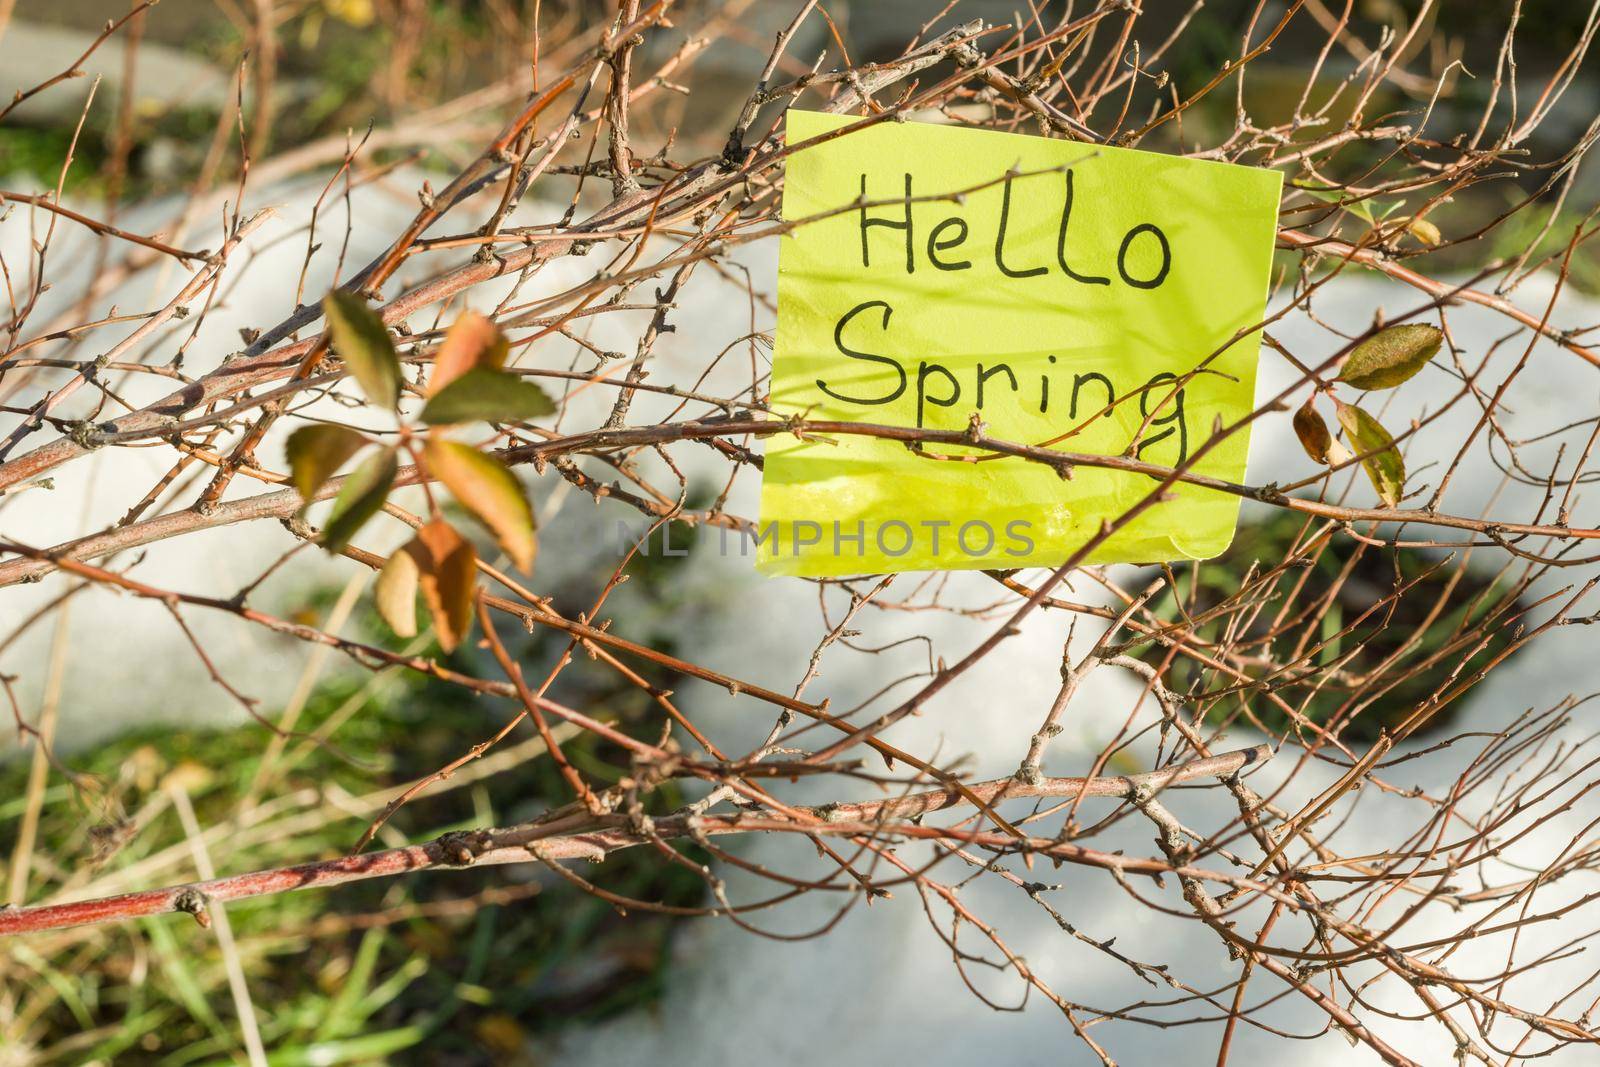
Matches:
[[757, 110, 1282, 577]]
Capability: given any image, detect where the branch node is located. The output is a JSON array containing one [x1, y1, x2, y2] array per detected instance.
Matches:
[[172, 887, 211, 928]]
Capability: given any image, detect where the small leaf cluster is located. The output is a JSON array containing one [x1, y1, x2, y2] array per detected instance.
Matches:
[[285, 294, 556, 650], [1296, 185, 1442, 248], [1293, 322, 1441, 507]]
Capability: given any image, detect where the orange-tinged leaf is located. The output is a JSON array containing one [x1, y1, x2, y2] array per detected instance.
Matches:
[[424, 439, 537, 573], [404, 520, 477, 652], [1292, 400, 1334, 465], [285, 423, 369, 502], [429, 311, 509, 396], [1334, 400, 1405, 507], [374, 547, 420, 639]]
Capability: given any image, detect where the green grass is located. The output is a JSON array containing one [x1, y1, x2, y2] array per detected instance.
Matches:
[[0, 578, 713, 1064]]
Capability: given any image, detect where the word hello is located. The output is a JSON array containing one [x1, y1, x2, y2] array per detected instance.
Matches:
[[856, 169, 1172, 287]]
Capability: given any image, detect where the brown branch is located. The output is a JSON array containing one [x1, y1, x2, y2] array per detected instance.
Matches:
[[1278, 228, 1600, 369], [0, 746, 1268, 939], [0, 192, 208, 264], [2, 413, 1596, 590]]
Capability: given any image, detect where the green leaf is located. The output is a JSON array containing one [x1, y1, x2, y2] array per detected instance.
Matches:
[[429, 311, 509, 395], [323, 290, 401, 410], [321, 447, 397, 551], [1292, 400, 1334, 465], [374, 548, 419, 639], [1338, 324, 1442, 391], [285, 424, 370, 502], [424, 439, 537, 573], [404, 520, 478, 652], [1297, 185, 1400, 226], [1405, 217, 1441, 246], [1334, 400, 1405, 507], [418, 368, 555, 426]]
